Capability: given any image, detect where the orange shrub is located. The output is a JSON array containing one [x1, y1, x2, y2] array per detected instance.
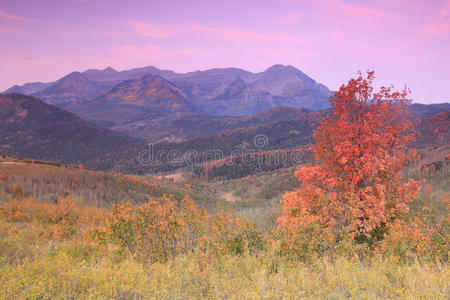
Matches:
[[0, 198, 79, 225], [378, 204, 449, 262], [0, 197, 82, 239], [89, 195, 258, 261]]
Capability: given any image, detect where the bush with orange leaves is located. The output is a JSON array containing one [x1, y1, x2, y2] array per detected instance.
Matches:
[[0, 197, 79, 238], [277, 72, 425, 259], [378, 193, 449, 262], [90, 195, 264, 261]]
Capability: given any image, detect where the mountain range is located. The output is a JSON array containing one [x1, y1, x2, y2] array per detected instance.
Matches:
[[2, 64, 334, 142], [1, 65, 448, 176], [1, 92, 448, 175], [3, 65, 332, 117]]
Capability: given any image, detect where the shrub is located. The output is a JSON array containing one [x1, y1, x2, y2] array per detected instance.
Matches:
[[226, 229, 266, 255], [0, 198, 79, 239], [378, 194, 449, 262], [90, 195, 260, 261]]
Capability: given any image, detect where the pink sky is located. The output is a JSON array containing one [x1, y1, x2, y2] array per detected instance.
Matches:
[[1, 0, 449, 103]]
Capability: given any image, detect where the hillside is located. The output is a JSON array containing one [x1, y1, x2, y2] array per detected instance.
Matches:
[[408, 103, 450, 118], [111, 106, 311, 141], [0, 94, 146, 167], [117, 110, 326, 174], [414, 110, 450, 148], [0, 154, 217, 207], [1, 92, 448, 177], [3, 82, 54, 95], [121, 106, 448, 176], [85, 100, 450, 143]]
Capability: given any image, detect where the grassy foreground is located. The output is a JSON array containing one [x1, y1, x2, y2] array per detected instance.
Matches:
[[0, 209, 448, 299], [0, 156, 448, 299], [1, 246, 448, 299]]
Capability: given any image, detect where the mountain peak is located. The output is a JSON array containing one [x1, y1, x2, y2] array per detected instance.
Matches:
[[103, 66, 117, 72], [267, 64, 289, 70], [252, 65, 317, 95], [264, 64, 305, 76], [51, 72, 95, 88], [134, 73, 177, 88], [101, 73, 193, 112], [32, 71, 106, 107], [82, 66, 120, 81], [59, 71, 89, 82]]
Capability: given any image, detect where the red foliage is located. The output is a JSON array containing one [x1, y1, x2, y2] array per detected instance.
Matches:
[[278, 71, 421, 250]]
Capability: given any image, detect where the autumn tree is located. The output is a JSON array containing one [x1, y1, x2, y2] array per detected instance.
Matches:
[[278, 71, 421, 253]]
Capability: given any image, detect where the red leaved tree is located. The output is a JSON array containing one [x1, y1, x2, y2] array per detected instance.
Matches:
[[278, 71, 421, 253]]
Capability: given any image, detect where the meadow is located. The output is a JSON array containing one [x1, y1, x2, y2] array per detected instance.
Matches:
[[0, 151, 448, 299]]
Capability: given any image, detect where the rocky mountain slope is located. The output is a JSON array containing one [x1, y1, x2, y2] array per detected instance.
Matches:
[[67, 74, 195, 126]]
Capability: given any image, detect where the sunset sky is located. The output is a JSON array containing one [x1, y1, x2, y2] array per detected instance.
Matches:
[[1, 0, 449, 103]]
